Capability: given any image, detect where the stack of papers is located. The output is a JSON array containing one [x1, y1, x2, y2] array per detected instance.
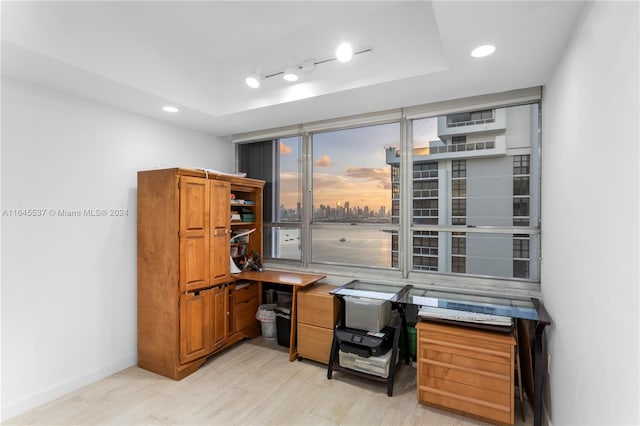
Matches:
[[418, 306, 512, 326]]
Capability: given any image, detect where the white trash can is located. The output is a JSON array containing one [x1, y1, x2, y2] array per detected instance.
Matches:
[[255, 304, 277, 340]]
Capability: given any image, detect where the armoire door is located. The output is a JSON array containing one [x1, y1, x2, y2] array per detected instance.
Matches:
[[211, 284, 229, 348], [210, 179, 230, 284], [179, 290, 211, 364], [179, 176, 210, 292]]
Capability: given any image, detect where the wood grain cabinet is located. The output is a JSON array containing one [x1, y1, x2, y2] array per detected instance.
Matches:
[[138, 168, 264, 380], [416, 321, 516, 425], [297, 284, 339, 364]]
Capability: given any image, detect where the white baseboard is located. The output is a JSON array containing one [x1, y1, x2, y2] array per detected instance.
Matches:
[[1, 355, 136, 422]]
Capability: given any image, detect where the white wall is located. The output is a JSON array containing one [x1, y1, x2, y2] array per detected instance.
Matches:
[[541, 2, 639, 425], [0, 79, 233, 420]]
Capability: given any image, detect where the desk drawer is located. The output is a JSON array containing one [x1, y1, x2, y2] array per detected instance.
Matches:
[[297, 285, 338, 328], [419, 346, 511, 375], [234, 295, 258, 331], [297, 323, 334, 364], [420, 327, 514, 360], [418, 384, 512, 425], [234, 282, 258, 304], [419, 358, 511, 393]]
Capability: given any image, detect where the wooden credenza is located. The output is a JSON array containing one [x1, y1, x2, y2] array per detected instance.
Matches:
[[137, 168, 264, 380], [416, 321, 516, 425], [296, 284, 339, 364]]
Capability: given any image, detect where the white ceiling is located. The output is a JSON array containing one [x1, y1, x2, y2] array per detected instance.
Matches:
[[1, 1, 586, 137]]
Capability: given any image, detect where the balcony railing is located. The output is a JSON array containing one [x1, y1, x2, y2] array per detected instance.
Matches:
[[447, 118, 495, 128], [429, 141, 495, 155], [386, 140, 497, 162]]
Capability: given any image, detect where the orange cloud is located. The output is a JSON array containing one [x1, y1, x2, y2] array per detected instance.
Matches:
[[315, 155, 332, 167], [280, 141, 293, 155], [346, 167, 391, 190]]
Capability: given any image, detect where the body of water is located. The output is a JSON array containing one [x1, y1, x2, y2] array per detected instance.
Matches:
[[277, 227, 393, 268]]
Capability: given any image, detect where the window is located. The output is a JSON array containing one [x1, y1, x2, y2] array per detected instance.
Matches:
[[236, 95, 540, 288], [237, 136, 303, 260], [311, 123, 399, 268], [447, 109, 494, 127], [410, 104, 540, 280], [513, 155, 532, 277], [452, 135, 467, 145]]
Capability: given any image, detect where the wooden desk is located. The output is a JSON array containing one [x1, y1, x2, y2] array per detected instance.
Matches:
[[235, 270, 325, 361]]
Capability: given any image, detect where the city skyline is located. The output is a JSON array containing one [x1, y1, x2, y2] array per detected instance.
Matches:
[[279, 199, 389, 221], [277, 119, 440, 213], [278, 123, 401, 213]]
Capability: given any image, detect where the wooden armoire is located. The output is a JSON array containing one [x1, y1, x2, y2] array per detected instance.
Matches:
[[137, 168, 264, 379]]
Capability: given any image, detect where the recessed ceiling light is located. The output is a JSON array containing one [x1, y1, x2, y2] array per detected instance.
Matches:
[[471, 44, 496, 58], [162, 106, 179, 113], [336, 43, 354, 62]]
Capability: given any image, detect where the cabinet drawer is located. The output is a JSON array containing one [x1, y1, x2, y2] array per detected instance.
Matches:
[[297, 285, 338, 328], [234, 296, 258, 331], [419, 359, 511, 393], [297, 323, 334, 364], [420, 347, 511, 375], [234, 283, 258, 304], [418, 384, 512, 425], [418, 322, 514, 362], [420, 375, 511, 407]]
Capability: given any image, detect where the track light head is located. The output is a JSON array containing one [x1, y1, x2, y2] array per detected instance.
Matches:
[[245, 71, 261, 88], [336, 43, 353, 62], [283, 66, 299, 82]]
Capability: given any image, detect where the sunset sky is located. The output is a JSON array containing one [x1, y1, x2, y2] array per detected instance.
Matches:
[[278, 118, 439, 212]]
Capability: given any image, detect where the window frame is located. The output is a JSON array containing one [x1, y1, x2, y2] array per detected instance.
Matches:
[[233, 87, 542, 296]]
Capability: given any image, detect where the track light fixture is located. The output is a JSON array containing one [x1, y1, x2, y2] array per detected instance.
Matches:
[[245, 70, 261, 88], [245, 44, 372, 88], [283, 66, 299, 82], [335, 43, 353, 62]]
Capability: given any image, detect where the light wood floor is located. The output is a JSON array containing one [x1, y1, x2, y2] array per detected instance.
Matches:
[[6, 338, 534, 425]]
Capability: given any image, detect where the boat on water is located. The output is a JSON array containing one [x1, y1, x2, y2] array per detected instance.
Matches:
[[339, 237, 347, 242]]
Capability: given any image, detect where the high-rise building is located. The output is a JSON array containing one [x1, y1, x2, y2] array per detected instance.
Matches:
[[386, 105, 539, 279]]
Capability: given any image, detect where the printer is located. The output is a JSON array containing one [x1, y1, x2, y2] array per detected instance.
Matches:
[[335, 295, 397, 357], [335, 326, 394, 357]]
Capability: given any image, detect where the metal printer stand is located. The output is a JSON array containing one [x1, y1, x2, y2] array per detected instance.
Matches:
[[327, 281, 412, 396]]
